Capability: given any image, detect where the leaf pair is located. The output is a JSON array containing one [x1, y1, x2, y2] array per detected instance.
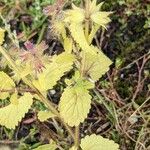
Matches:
[[65, 0, 112, 28], [0, 71, 33, 129], [37, 72, 94, 127], [0, 92, 33, 129], [34, 134, 119, 150], [69, 23, 112, 82]]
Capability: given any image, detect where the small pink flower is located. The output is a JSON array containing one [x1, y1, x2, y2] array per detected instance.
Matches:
[[20, 41, 48, 73], [24, 41, 34, 51]]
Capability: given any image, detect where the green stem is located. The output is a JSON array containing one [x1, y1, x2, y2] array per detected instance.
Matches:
[[80, 0, 90, 76], [76, 1, 90, 148], [74, 126, 80, 149], [37, 23, 47, 44]]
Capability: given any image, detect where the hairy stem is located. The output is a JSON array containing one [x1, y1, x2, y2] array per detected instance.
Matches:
[[80, 0, 90, 76], [74, 126, 80, 149], [0, 88, 36, 93], [85, 0, 90, 41], [75, 0, 90, 148]]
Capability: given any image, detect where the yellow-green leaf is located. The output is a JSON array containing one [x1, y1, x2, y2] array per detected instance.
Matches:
[[0, 71, 15, 99], [64, 8, 84, 23], [32, 52, 74, 92], [51, 21, 66, 39], [33, 144, 57, 150], [89, 1, 104, 15], [89, 0, 97, 13], [80, 46, 112, 81], [91, 11, 112, 28], [70, 146, 77, 150], [59, 76, 93, 126], [0, 28, 5, 45], [0, 93, 33, 129], [69, 23, 89, 50], [80, 134, 119, 150], [88, 24, 100, 44], [64, 37, 73, 53], [38, 111, 56, 122]]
